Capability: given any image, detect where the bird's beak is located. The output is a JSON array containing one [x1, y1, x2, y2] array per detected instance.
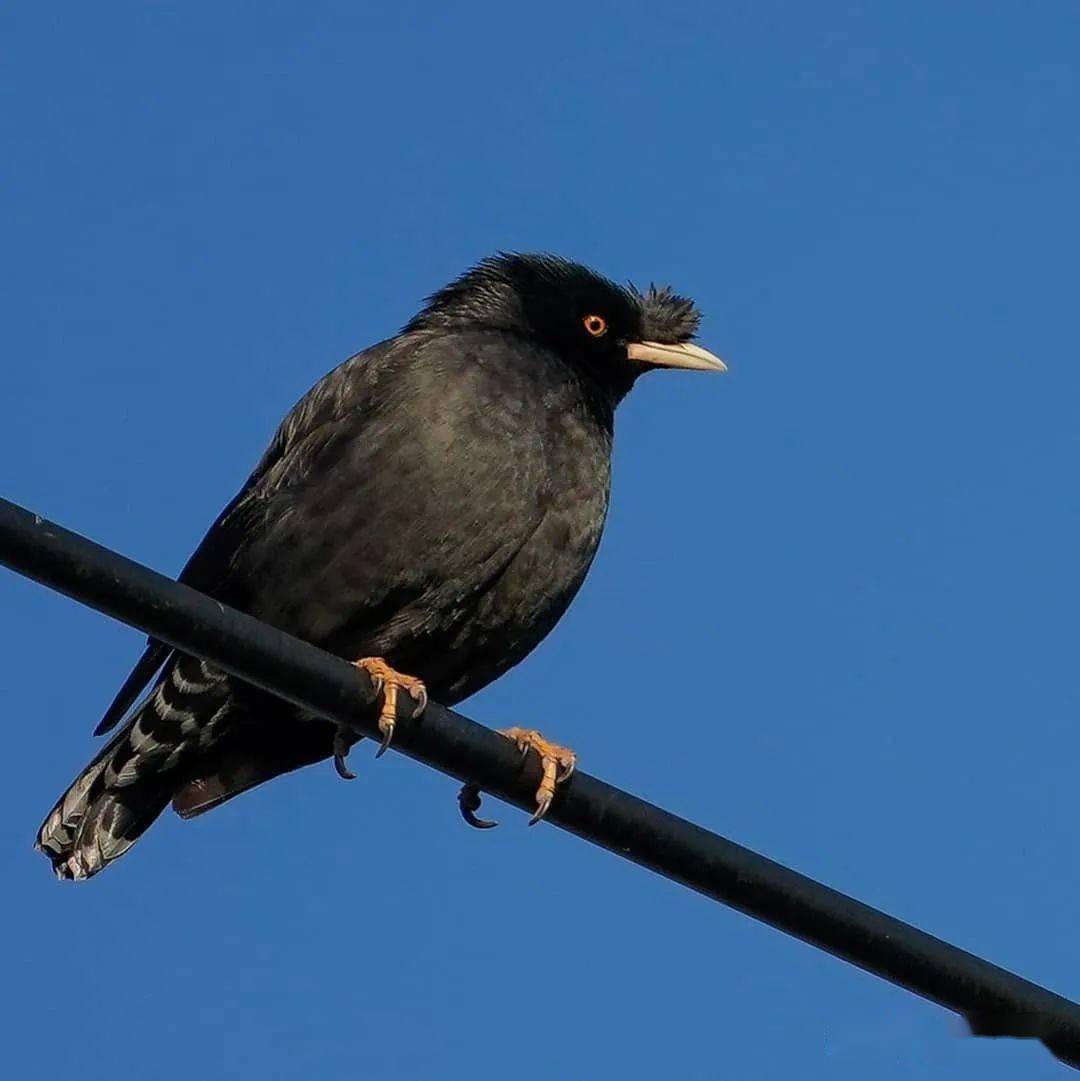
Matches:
[[626, 340, 728, 372]]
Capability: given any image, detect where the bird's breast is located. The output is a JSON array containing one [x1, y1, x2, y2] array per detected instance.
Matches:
[[239, 332, 614, 701]]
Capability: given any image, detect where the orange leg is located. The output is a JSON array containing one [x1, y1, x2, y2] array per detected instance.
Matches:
[[351, 657, 427, 758], [458, 727, 576, 828]]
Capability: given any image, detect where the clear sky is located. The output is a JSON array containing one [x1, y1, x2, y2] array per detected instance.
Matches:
[[3, 3, 1079, 1078]]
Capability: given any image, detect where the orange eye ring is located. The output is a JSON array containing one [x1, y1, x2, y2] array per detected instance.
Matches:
[[583, 314, 608, 337]]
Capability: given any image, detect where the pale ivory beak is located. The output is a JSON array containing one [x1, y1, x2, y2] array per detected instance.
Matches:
[[626, 340, 728, 372]]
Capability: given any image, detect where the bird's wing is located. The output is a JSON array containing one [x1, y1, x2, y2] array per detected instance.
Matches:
[[179, 340, 400, 597], [94, 342, 395, 735], [92, 640, 172, 735]]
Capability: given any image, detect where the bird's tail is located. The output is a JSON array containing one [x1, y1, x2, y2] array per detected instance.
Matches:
[[36, 656, 231, 880]]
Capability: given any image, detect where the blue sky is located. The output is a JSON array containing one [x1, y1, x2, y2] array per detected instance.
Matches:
[[3, 3, 1079, 1078]]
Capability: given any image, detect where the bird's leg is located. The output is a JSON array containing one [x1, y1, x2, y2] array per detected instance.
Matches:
[[458, 727, 576, 829], [351, 657, 427, 757]]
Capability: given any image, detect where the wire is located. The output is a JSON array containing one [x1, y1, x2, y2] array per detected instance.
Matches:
[[1, 493, 1078, 1070]]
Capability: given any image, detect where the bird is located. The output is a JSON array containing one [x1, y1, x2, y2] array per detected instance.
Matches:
[[36, 252, 726, 880]]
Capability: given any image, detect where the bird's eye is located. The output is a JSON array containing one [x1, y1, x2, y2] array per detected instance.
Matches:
[[582, 314, 608, 338]]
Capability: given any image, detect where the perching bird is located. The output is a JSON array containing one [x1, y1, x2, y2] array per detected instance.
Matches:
[[36, 253, 725, 879]]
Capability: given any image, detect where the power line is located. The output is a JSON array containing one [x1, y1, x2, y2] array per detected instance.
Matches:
[[1, 493, 1078, 1071]]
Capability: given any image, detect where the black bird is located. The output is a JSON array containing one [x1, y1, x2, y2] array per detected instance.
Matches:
[[37, 253, 725, 879]]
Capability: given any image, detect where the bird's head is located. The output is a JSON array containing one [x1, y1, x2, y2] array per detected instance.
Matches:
[[406, 253, 726, 399]]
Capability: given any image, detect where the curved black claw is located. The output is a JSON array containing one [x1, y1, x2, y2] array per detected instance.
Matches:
[[334, 754, 356, 780], [375, 722, 395, 759], [458, 783, 498, 829], [333, 730, 357, 780], [528, 795, 553, 827], [410, 684, 428, 718]]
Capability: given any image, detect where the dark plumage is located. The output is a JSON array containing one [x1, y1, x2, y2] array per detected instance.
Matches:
[[36, 252, 724, 879]]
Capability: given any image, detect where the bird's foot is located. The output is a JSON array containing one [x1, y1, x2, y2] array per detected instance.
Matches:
[[333, 727, 360, 780], [503, 728, 577, 824], [458, 727, 576, 829], [351, 657, 427, 757]]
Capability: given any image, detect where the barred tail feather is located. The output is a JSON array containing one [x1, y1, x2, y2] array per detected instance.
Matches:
[[36, 656, 231, 880]]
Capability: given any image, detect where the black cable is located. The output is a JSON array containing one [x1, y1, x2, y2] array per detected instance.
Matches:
[[2, 493, 1078, 1070]]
